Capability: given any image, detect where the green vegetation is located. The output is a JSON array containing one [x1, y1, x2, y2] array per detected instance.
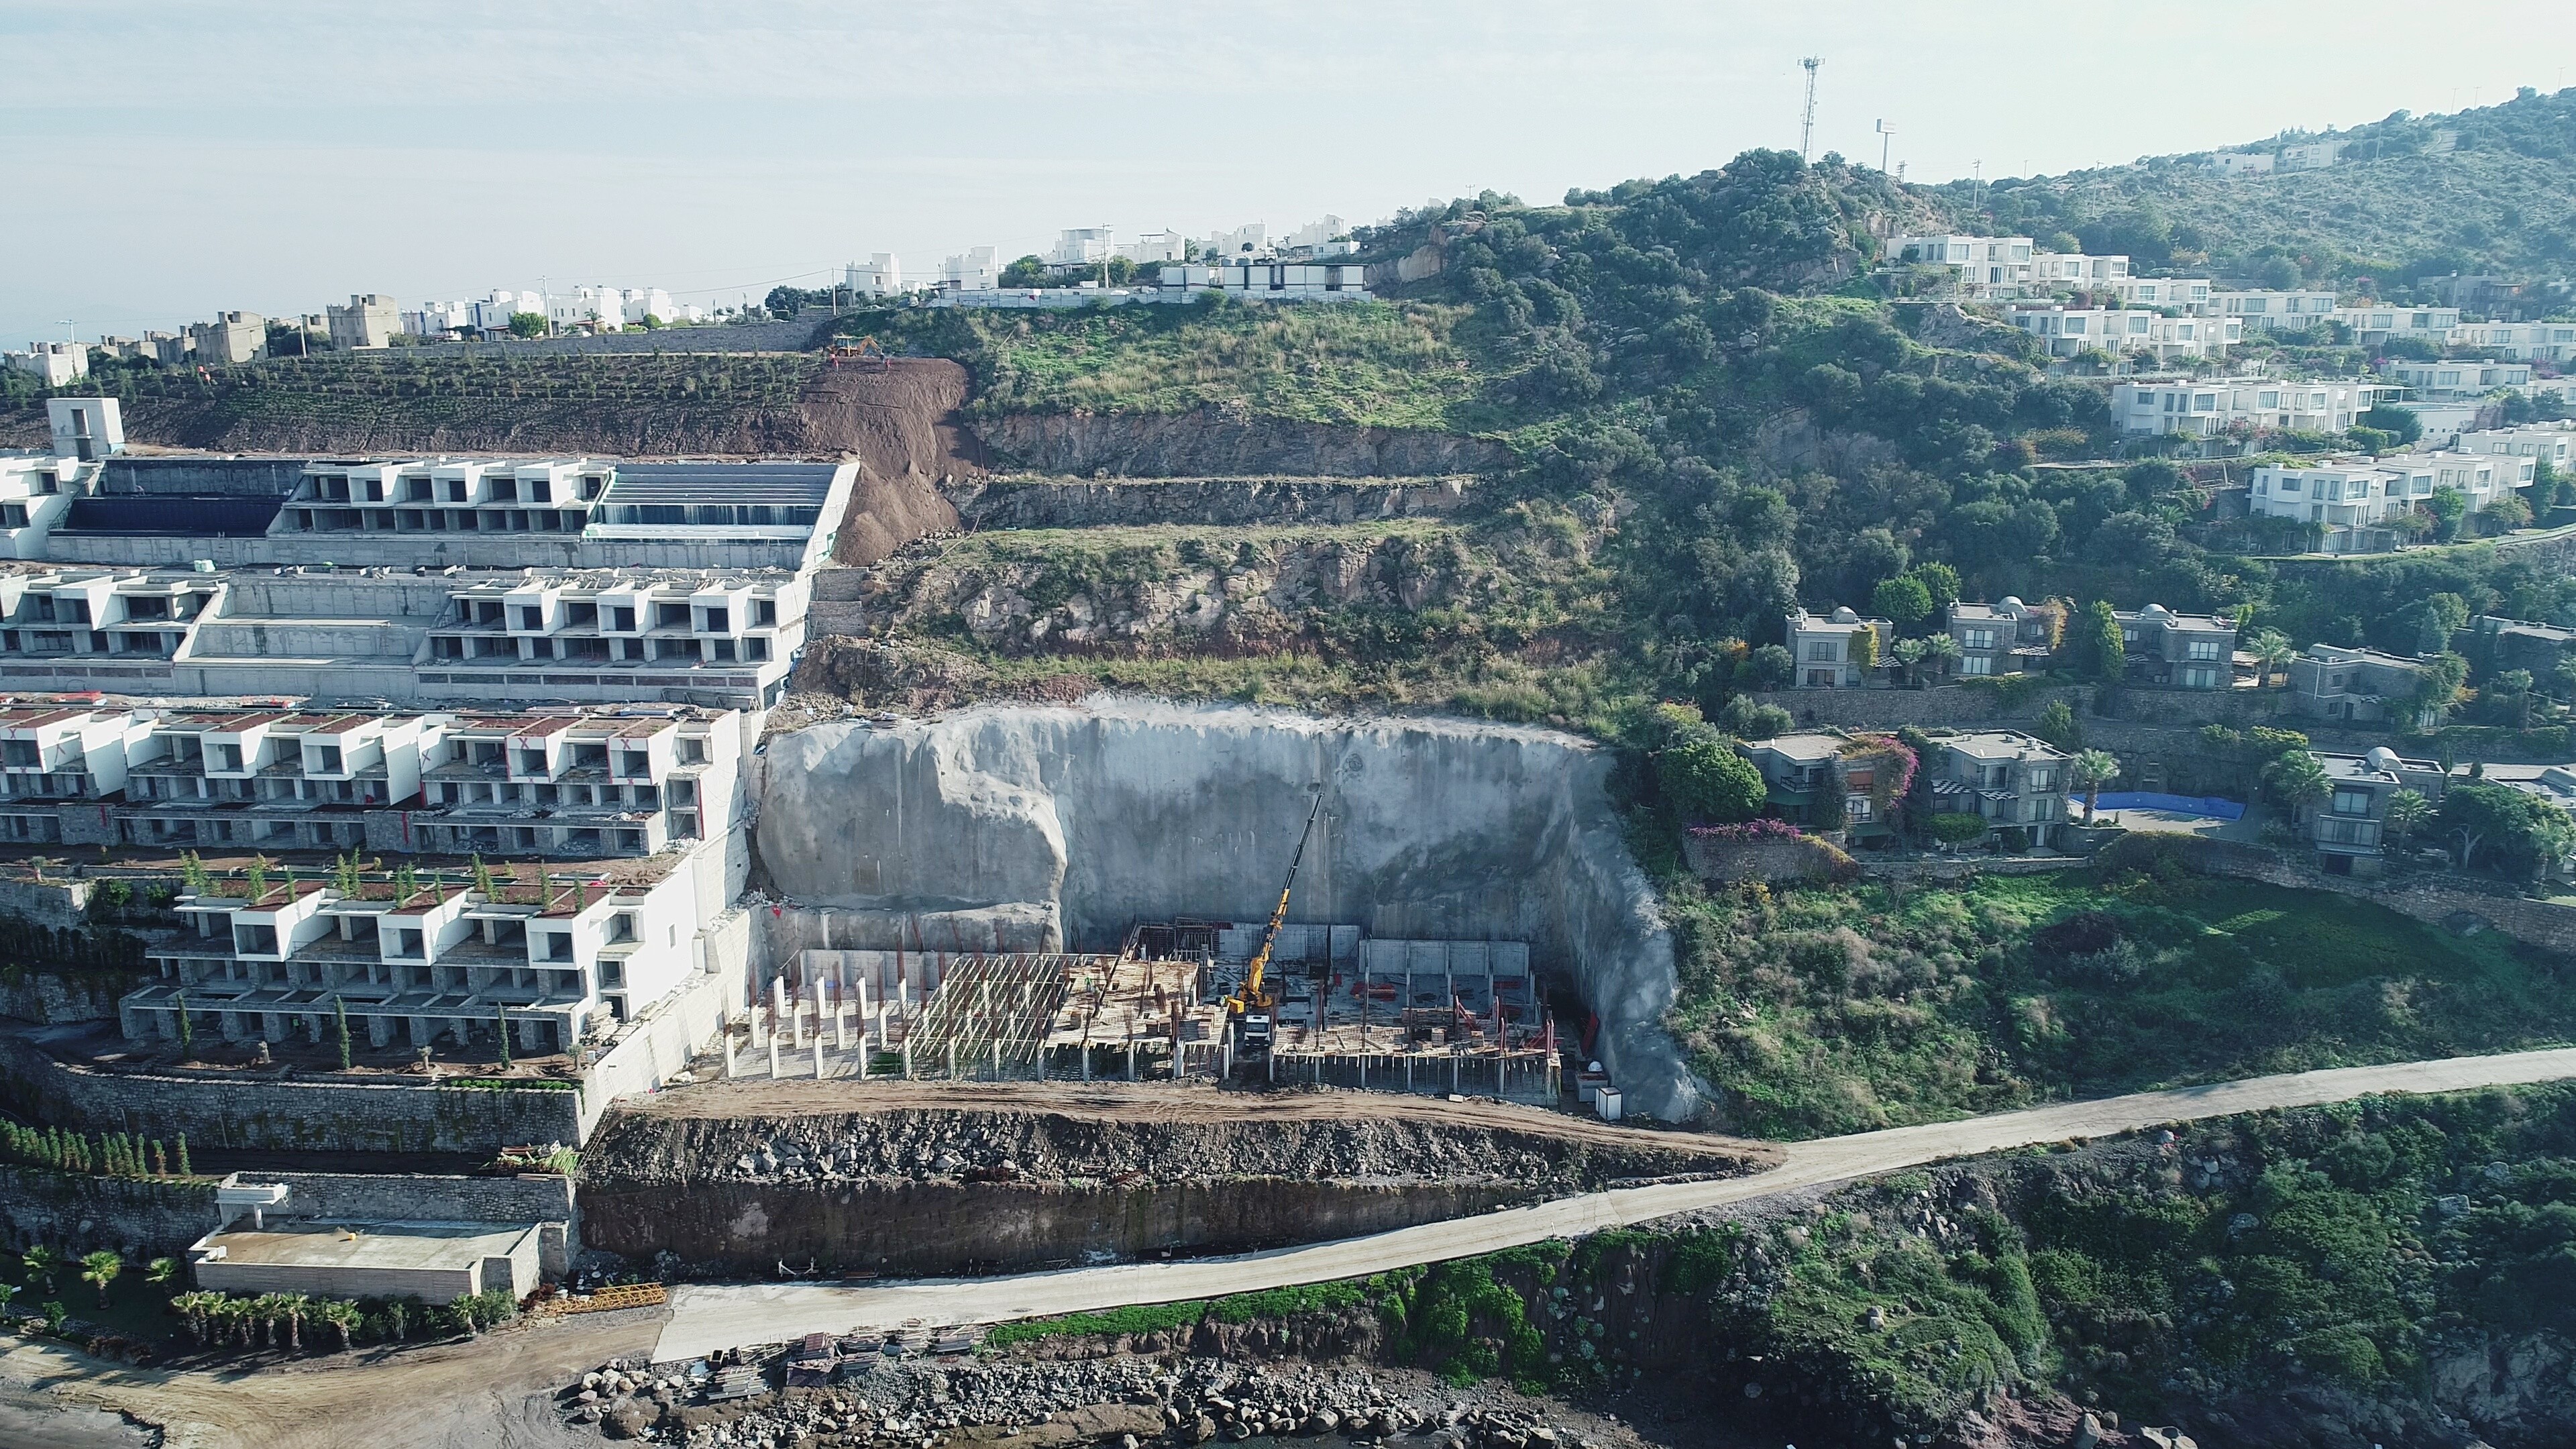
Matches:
[[981, 1279, 1381, 1348], [1664, 857, 2576, 1139], [855, 299, 1515, 433]]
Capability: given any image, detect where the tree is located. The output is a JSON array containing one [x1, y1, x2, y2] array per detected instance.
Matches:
[[2035, 698, 2084, 750], [279, 1292, 310, 1350], [2247, 629, 2296, 686], [997, 254, 1050, 288], [1871, 574, 1933, 633], [319, 1297, 362, 1352], [1658, 732, 1767, 824], [0, 1283, 15, 1319], [505, 312, 547, 339], [2426, 486, 2469, 541], [335, 995, 352, 1071], [2071, 750, 2120, 822], [1919, 631, 1959, 680], [80, 1250, 121, 1307], [146, 1256, 179, 1286], [2440, 781, 2576, 876], [172, 1291, 217, 1345], [2360, 405, 2423, 444], [22, 1246, 59, 1293], [2412, 652, 2469, 727], [1715, 693, 1792, 739], [2262, 750, 2330, 814], [2384, 788, 2434, 849], [1742, 644, 1794, 688], [175, 990, 193, 1059], [1909, 563, 1962, 613], [1850, 625, 1880, 674], [1890, 636, 1928, 686], [2074, 600, 2126, 682]]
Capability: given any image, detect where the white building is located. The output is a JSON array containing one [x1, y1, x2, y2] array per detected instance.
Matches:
[[2008, 306, 2239, 361], [405, 300, 477, 338], [2209, 151, 2277, 176], [845, 255, 904, 297], [47, 396, 122, 463], [941, 248, 999, 291], [2211, 290, 2342, 329], [326, 294, 400, 351], [1784, 606, 1890, 688], [2389, 401, 2486, 448], [189, 312, 267, 366], [2112, 377, 2383, 435], [2459, 423, 2576, 475], [2279, 139, 2347, 171], [2114, 277, 2214, 312], [470, 291, 545, 334], [2030, 251, 2131, 288], [4, 341, 89, 387], [1282, 215, 1347, 251], [1117, 231, 1189, 265], [1204, 223, 1268, 260], [2451, 322, 2576, 364], [2331, 305, 2461, 345], [2384, 360, 2533, 401], [2251, 451, 2533, 533], [548, 286, 625, 332], [1048, 227, 1117, 268], [1894, 234, 2034, 292], [621, 288, 677, 325]]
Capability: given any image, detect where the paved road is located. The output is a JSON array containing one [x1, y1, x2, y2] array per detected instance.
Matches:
[[651, 1045, 2576, 1362]]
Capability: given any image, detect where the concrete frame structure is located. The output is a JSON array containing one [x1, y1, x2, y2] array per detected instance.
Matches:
[[1921, 729, 2070, 850], [2112, 603, 2239, 690], [1946, 596, 2061, 677], [2300, 746, 2449, 873], [2287, 643, 2439, 727], [1786, 606, 1890, 688], [2112, 376, 2383, 436]]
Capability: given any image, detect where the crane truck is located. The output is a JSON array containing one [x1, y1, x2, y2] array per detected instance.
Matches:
[[1224, 790, 1324, 1063]]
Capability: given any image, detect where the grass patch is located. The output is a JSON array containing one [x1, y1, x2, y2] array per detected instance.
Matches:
[[982, 1279, 1384, 1349], [1668, 866, 2576, 1140]]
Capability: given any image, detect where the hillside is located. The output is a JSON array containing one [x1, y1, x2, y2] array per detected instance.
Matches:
[[1935, 86, 2576, 288]]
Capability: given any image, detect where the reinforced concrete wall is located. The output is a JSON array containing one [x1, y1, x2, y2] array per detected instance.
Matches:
[[244, 1170, 578, 1273], [755, 700, 1707, 1119]]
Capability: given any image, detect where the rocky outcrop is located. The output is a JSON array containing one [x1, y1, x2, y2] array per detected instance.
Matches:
[[753, 701, 1706, 1119], [941, 475, 1473, 531], [973, 408, 1513, 478]]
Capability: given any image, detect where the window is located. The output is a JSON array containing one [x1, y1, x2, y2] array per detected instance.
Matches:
[[753, 599, 777, 625], [2027, 768, 2054, 792], [1957, 655, 1994, 676], [2186, 639, 2224, 661], [2331, 788, 2372, 817], [609, 606, 636, 632], [677, 737, 706, 765], [608, 912, 637, 944], [541, 931, 574, 963], [1845, 794, 1874, 823], [1805, 641, 1839, 661], [1963, 628, 1994, 649]]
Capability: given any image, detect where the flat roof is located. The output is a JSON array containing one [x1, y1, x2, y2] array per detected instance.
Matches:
[[1746, 732, 1843, 763], [199, 1219, 541, 1273], [602, 462, 839, 509]]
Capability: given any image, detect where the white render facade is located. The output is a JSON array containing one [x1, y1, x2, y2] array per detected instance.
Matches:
[[2111, 377, 2383, 435], [2250, 451, 2534, 528], [2210, 290, 2342, 329], [2385, 361, 2535, 401], [2458, 424, 2576, 474], [2008, 306, 2239, 360]]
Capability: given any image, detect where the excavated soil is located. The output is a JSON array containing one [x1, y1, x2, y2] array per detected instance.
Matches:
[[808, 360, 979, 566]]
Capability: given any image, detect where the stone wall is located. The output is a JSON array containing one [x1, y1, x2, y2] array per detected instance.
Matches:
[[0, 879, 93, 930], [0, 1164, 216, 1257], [0, 1034, 584, 1154], [0, 971, 128, 1025], [1752, 682, 2311, 733], [1681, 834, 1858, 885]]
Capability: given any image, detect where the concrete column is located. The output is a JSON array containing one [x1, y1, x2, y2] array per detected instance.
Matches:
[[991, 1040, 1001, 1079], [945, 1042, 956, 1078], [835, 1001, 849, 1052], [305, 1013, 326, 1045], [219, 1010, 245, 1042], [1451, 1053, 1460, 1094], [408, 1015, 433, 1046], [768, 1035, 781, 1079], [814, 1036, 825, 1079], [1126, 1040, 1136, 1081], [1081, 1043, 1090, 1081], [519, 1016, 544, 1051], [368, 1014, 394, 1049], [724, 1026, 739, 1079]]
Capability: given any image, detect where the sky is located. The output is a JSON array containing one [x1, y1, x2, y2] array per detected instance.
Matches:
[[6, 0, 2571, 348]]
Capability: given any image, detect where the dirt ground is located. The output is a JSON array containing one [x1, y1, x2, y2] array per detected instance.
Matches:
[[0, 1309, 661, 1449], [623, 1077, 1775, 1167]]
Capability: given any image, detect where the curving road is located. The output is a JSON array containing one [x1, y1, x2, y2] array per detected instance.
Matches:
[[651, 1045, 2576, 1362]]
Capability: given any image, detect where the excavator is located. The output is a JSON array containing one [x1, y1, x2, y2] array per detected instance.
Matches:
[[1224, 790, 1324, 1063]]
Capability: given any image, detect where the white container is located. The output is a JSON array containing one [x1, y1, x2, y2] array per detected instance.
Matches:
[[1595, 1086, 1623, 1122]]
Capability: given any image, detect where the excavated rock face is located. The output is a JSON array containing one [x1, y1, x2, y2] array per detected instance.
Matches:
[[753, 700, 1706, 1120]]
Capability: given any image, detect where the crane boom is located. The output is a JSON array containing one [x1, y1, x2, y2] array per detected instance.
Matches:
[[1230, 790, 1324, 1016]]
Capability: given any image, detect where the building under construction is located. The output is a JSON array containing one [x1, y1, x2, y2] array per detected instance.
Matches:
[[724, 917, 1561, 1105]]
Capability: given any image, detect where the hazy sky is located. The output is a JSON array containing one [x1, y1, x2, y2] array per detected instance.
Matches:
[[7, 1, 2570, 347]]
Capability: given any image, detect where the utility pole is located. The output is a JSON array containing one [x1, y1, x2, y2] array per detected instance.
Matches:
[[1799, 57, 1823, 163], [1876, 118, 1896, 174]]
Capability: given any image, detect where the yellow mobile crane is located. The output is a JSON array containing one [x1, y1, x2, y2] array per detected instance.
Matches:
[[1225, 790, 1324, 1061]]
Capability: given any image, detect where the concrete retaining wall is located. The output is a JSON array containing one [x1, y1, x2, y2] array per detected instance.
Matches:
[[0, 1164, 216, 1256], [250, 1170, 578, 1274]]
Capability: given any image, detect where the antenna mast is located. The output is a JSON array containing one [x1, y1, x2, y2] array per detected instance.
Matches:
[[1799, 57, 1823, 162]]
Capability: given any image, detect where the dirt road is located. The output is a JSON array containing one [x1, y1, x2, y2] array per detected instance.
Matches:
[[653, 1044, 2576, 1361], [0, 1309, 661, 1449]]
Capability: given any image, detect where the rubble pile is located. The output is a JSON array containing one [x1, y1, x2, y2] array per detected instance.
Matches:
[[565, 1350, 1607, 1449]]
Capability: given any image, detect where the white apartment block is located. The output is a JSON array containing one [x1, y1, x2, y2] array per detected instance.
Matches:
[[190, 312, 267, 365], [1205, 223, 1268, 259], [2112, 377, 2383, 435], [2009, 307, 2239, 361], [2208, 152, 2276, 176], [425, 570, 800, 679], [2384, 360, 2534, 401], [325, 294, 400, 350], [2030, 252, 2131, 288], [621, 288, 681, 326], [2451, 322, 2576, 364], [1049, 227, 1118, 268], [2458, 423, 2576, 475], [1118, 231, 1189, 265], [5, 341, 89, 387], [2251, 451, 2533, 529], [2278, 140, 2346, 171], [48, 397, 121, 464], [471, 292, 545, 333], [2211, 290, 2342, 329], [548, 286, 626, 332], [2332, 305, 2461, 344], [941, 248, 999, 291], [2113, 277, 2214, 311]]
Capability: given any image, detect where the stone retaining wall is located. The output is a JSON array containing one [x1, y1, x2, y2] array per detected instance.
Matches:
[[2110, 835, 2576, 955], [0, 1164, 216, 1256], [1682, 835, 1857, 885], [250, 1171, 578, 1273]]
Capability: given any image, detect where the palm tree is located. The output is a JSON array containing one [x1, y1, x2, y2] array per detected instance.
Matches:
[[0, 1283, 17, 1320], [2247, 629, 2296, 688], [278, 1292, 310, 1350], [213, 1296, 252, 1347], [145, 1256, 180, 1287], [21, 1246, 60, 1293], [79, 1250, 122, 1308], [2071, 750, 2121, 822], [172, 1291, 219, 1345], [317, 1298, 361, 1352], [248, 1293, 285, 1348], [2385, 788, 2434, 851], [1890, 637, 1928, 687], [2263, 750, 2332, 816], [1919, 632, 1960, 680]]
